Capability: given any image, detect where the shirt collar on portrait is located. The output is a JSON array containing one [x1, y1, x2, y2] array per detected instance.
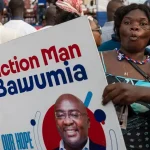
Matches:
[[59, 137, 89, 150]]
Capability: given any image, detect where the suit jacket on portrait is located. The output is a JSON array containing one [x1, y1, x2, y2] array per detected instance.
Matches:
[[54, 139, 106, 150]]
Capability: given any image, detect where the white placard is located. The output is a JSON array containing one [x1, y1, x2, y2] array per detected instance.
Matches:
[[0, 16, 126, 150]]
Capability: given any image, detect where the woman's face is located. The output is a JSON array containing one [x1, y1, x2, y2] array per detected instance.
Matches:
[[119, 9, 150, 52]]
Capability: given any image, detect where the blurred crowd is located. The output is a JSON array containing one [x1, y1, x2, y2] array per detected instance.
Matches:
[[2, 0, 97, 25], [0, 0, 102, 45]]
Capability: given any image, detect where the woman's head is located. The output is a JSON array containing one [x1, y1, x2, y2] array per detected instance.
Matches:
[[114, 3, 150, 52], [55, 0, 82, 25], [55, 8, 79, 24]]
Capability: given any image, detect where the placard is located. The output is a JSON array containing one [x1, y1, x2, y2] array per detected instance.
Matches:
[[0, 17, 126, 150]]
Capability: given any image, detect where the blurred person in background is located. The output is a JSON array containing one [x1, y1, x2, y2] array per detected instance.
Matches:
[[54, 0, 81, 25], [88, 17, 102, 47], [98, 32, 121, 51], [27, 0, 47, 25], [46, 0, 57, 5], [37, 0, 46, 25], [0, 0, 20, 44], [40, 4, 56, 29], [3, 0, 10, 23], [144, 0, 150, 7], [98, 0, 124, 51], [98, 0, 150, 52], [101, 0, 124, 43], [55, 0, 101, 47], [4, 0, 36, 36], [87, 0, 96, 14], [45, 4, 56, 26]]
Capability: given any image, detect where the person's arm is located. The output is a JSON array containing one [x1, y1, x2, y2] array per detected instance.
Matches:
[[102, 83, 150, 105], [139, 86, 150, 103]]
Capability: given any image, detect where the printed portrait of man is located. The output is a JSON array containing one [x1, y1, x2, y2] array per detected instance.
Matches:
[[54, 93, 106, 150]]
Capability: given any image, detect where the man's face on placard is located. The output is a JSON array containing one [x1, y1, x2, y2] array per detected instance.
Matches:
[[55, 94, 90, 148]]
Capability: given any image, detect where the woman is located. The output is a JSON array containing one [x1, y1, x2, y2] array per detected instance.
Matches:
[[55, 0, 102, 47], [55, 0, 82, 24], [101, 4, 150, 150]]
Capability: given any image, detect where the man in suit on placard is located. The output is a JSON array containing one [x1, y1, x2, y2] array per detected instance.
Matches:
[[54, 94, 106, 150]]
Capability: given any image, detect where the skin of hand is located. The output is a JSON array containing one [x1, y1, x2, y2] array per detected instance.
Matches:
[[102, 83, 146, 105]]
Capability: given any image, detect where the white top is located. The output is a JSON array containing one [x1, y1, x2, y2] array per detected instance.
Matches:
[[59, 138, 89, 150], [0, 24, 20, 44], [4, 20, 37, 36], [101, 21, 114, 43]]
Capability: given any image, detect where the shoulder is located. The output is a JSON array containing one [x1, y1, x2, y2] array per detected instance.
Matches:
[[4, 20, 21, 27], [99, 50, 118, 72], [0, 26, 21, 41], [21, 21, 37, 32], [98, 40, 112, 51], [101, 22, 114, 33], [102, 22, 114, 30], [1, 26, 16, 33], [89, 139, 106, 150], [98, 40, 120, 51], [100, 50, 116, 59], [4, 20, 13, 26]]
